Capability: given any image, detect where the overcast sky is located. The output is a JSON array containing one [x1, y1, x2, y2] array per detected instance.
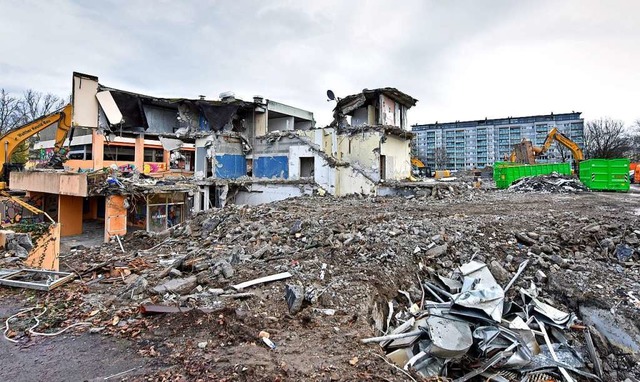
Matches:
[[1, 0, 638, 127]]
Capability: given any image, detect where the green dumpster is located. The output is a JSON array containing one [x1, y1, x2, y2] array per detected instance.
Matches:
[[579, 158, 630, 192], [493, 162, 572, 189]]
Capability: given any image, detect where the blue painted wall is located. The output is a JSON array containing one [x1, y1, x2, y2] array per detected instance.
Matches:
[[214, 155, 246, 179], [254, 156, 289, 179]]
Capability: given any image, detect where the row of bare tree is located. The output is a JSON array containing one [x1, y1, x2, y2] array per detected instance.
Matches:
[[0, 89, 67, 162], [584, 118, 640, 160], [0, 89, 66, 133]]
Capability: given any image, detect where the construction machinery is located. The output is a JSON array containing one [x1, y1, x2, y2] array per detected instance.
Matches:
[[411, 157, 430, 177], [0, 104, 74, 189], [508, 127, 584, 165]]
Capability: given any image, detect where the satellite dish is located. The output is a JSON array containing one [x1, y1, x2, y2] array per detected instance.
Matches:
[[327, 90, 335, 101]]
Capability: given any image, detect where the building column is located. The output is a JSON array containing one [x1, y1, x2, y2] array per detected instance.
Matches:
[[163, 149, 170, 170], [104, 195, 127, 243], [92, 130, 104, 170], [134, 134, 144, 172], [58, 195, 83, 236]]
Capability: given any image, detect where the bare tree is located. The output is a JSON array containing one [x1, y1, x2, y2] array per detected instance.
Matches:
[[433, 146, 448, 170], [555, 142, 575, 162], [584, 118, 631, 159], [0, 89, 21, 133], [628, 120, 640, 162], [16, 89, 65, 125]]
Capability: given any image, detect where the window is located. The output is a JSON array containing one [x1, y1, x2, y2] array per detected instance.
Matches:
[[144, 148, 164, 162], [103, 145, 135, 161], [147, 193, 186, 232]]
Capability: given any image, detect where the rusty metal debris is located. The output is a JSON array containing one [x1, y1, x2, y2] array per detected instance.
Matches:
[[362, 260, 602, 381]]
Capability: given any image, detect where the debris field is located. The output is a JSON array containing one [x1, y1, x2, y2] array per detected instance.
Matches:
[[1, 184, 640, 381]]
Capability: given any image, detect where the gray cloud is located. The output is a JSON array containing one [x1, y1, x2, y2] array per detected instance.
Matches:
[[1, 0, 639, 126]]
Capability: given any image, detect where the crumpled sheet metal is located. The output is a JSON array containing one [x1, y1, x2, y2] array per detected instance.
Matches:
[[425, 307, 473, 358], [453, 261, 505, 321], [370, 260, 597, 381], [521, 288, 576, 328]]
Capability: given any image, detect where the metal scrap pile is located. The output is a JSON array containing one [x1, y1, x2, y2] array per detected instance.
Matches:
[[363, 260, 602, 381], [508, 173, 588, 193]]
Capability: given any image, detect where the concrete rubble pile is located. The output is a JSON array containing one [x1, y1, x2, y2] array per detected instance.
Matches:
[[363, 260, 605, 381], [2, 190, 638, 380], [508, 173, 588, 193]]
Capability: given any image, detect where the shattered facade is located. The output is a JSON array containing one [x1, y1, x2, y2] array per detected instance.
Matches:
[[10, 74, 419, 242]]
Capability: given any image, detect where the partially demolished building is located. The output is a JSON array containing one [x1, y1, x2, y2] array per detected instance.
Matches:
[[9, 72, 418, 242]]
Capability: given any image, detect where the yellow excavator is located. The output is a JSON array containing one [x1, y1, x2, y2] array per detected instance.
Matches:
[[509, 127, 584, 165], [0, 104, 74, 190], [411, 157, 430, 178]]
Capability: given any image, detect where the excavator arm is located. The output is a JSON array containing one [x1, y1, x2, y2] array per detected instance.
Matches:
[[553, 130, 584, 161], [508, 127, 583, 164], [0, 104, 73, 184]]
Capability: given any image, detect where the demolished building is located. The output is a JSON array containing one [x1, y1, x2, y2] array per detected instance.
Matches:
[[8, 73, 418, 241]]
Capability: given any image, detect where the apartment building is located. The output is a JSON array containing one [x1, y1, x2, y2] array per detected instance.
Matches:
[[411, 112, 584, 170]]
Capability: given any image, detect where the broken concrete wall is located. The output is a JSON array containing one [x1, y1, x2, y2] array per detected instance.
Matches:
[[351, 106, 375, 126], [143, 105, 178, 134], [268, 116, 295, 132], [234, 183, 313, 205], [72, 72, 100, 130], [336, 166, 377, 195], [380, 134, 411, 180], [379, 93, 406, 129], [211, 136, 246, 179], [294, 120, 313, 130], [254, 156, 289, 179], [194, 135, 247, 179], [338, 131, 382, 183], [299, 129, 337, 194], [253, 136, 301, 180]]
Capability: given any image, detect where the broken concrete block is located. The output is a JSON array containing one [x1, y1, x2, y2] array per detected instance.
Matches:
[[489, 260, 510, 283], [0, 230, 14, 249], [252, 245, 271, 259], [284, 284, 304, 314], [6, 242, 28, 258], [550, 254, 568, 268], [152, 275, 198, 295], [290, 220, 303, 235], [580, 306, 640, 356], [584, 224, 601, 233], [424, 244, 447, 258], [201, 217, 221, 237], [169, 268, 183, 277], [219, 261, 234, 279], [12, 233, 33, 251], [535, 269, 548, 283], [515, 232, 535, 246]]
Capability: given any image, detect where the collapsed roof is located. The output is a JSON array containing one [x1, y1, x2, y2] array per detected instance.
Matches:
[[334, 88, 418, 116], [97, 85, 255, 135]]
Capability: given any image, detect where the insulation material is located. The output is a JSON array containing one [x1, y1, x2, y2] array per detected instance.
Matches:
[[96, 91, 124, 125]]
